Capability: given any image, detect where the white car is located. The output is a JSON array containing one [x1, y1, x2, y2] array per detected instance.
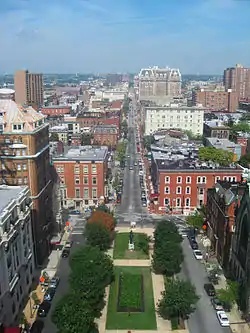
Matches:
[[193, 250, 203, 260], [216, 311, 230, 327]]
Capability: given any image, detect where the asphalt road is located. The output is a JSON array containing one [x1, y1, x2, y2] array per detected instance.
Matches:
[[180, 234, 232, 333], [42, 216, 86, 333]]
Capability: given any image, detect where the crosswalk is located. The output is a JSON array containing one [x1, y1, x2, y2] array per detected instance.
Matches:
[[71, 219, 86, 235], [115, 212, 152, 223]]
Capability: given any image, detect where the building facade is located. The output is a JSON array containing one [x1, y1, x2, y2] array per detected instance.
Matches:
[[206, 181, 246, 271], [53, 146, 109, 210], [192, 89, 238, 112], [0, 100, 54, 266], [224, 64, 250, 100], [0, 186, 34, 326], [144, 105, 205, 136], [93, 125, 118, 148], [49, 126, 68, 144], [41, 106, 71, 116], [203, 122, 230, 139], [138, 66, 181, 101], [151, 158, 243, 215], [14, 70, 44, 108]]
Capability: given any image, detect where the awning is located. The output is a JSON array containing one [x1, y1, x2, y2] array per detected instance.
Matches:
[[150, 193, 159, 198]]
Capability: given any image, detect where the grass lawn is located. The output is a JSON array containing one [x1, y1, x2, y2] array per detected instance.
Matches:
[[113, 232, 149, 259], [118, 272, 143, 310], [106, 266, 156, 330]]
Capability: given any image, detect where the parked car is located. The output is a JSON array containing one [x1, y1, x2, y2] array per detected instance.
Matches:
[[204, 283, 216, 296], [37, 301, 51, 317], [44, 287, 56, 302], [62, 249, 70, 258], [65, 241, 73, 248], [211, 297, 223, 311], [190, 240, 198, 250], [30, 320, 44, 333], [49, 276, 60, 289], [69, 209, 81, 215], [193, 250, 203, 260], [216, 310, 230, 327], [141, 198, 147, 207], [129, 166, 133, 170]]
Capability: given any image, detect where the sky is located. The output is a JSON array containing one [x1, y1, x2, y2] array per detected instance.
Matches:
[[0, 0, 250, 74]]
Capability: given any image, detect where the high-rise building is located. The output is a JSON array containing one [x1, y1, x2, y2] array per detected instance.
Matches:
[[223, 64, 250, 100], [138, 66, 181, 102], [14, 70, 44, 108], [0, 99, 53, 265]]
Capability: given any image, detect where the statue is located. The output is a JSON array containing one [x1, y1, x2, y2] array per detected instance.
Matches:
[[129, 230, 133, 244]]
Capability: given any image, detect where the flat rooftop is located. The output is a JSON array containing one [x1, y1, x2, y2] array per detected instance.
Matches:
[[53, 145, 108, 162], [0, 186, 26, 215], [206, 137, 240, 148], [155, 158, 242, 172]]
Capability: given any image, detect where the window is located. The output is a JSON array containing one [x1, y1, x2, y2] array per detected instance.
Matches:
[[56, 166, 64, 173], [176, 198, 181, 207], [75, 177, 80, 185], [24, 177, 28, 184], [74, 165, 80, 174], [186, 187, 191, 194], [185, 198, 190, 207], [83, 165, 88, 174], [165, 176, 170, 184], [215, 176, 220, 183], [84, 188, 89, 198], [60, 177, 65, 184], [165, 186, 170, 194], [92, 188, 97, 199], [177, 176, 182, 183], [22, 164, 27, 171], [199, 188, 204, 195], [176, 186, 181, 194], [92, 165, 97, 174], [75, 188, 80, 198], [22, 149, 26, 156], [164, 198, 170, 206], [232, 176, 236, 182], [202, 176, 206, 183], [83, 177, 88, 185], [186, 176, 191, 184], [92, 177, 97, 185], [17, 164, 21, 171], [17, 178, 22, 184], [197, 176, 201, 183]]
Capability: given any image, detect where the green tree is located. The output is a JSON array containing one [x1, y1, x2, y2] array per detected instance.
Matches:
[[154, 220, 182, 245], [52, 293, 98, 333], [157, 278, 199, 321], [184, 130, 203, 141], [239, 153, 250, 167], [187, 212, 204, 229], [81, 134, 93, 145], [112, 174, 120, 191], [217, 280, 239, 308], [49, 132, 59, 141], [121, 120, 128, 136], [230, 122, 250, 132], [143, 135, 155, 151], [137, 233, 150, 255], [85, 222, 111, 251], [116, 141, 127, 162], [198, 147, 234, 165]]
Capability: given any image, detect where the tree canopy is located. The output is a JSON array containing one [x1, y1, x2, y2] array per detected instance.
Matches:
[[143, 135, 155, 151], [186, 212, 204, 229], [115, 141, 127, 163], [85, 222, 111, 251], [239, 153, 250, 168], [157, 278, 199, 320], [152, 221, 183, 276], [50, 132, 59, 141], [198, 146, 234, 165], [81, 133, 93, 145], [87, 210, 116, 232]]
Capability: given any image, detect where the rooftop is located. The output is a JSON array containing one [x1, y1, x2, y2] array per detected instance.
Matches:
[[206, 137, 240, 149], [94, 124, 118, 134], [0, 186, 27, 215], [53, 145, 108, 162], [0, 88, 15, 95], [204, 121, 229, 129], [42, 105, 71, 109], [145, 104, 206, 111], [50, 125, 68, 132]]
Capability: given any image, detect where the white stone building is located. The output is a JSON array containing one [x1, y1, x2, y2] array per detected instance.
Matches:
[[0, 186, 34, 326], [144, 104, 205, 136]]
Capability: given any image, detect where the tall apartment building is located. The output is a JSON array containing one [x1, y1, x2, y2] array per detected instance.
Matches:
[[0, 185, 35, 326], [14, 70, 44, 109], [192, 89, 238, 112], [144, 104, 205, 136], [138, 66, 181, 102], [223, 64, 250, 100], [0, 100, 54, 266]]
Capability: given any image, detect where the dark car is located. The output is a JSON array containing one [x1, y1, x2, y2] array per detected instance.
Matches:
[[49, 276, 60, 289], [69, 209, 81, 215], [211, 297, 223, 310], [37, 301, 51, 317], [204, 283, 216, 296], [61, 249, 70, 258], [44, 287, 56, 302], [30, 320, 44, 333], [190, 240, 198, 250]]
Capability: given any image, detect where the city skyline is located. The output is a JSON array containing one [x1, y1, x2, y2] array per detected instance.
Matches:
[[0, 0, 250, 74]]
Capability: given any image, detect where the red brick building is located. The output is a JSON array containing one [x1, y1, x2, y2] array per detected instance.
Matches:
[[93, 125, 118, 148], [41, 105, 71, 116], [77, 115, 103, 128], [103, 116, 120, 136], [151, 158, 243, 215], [53, 146, 109, 210]]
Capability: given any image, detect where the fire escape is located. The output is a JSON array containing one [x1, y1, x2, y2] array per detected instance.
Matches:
[[0, 119, 17, 185]]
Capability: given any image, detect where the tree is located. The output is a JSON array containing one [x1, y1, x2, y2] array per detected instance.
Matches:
[[198, 147, 234, 165], [116, 141, 127, 162], [87, 211, 116, 232], [239, 153, 250, 167], [52, 293, 98, 333], [81, 134, 93, 145], [217, 280, 239, 309], [154, 220, 182, 245], [121, 120, 128, 136], [184, 130, 203, 141], [143, 135, 155, 151], [158, 278, 199, 321], [187, 212, 204, 229], [137, 233, 150, 255], [85, 222, 111, 251], [49, 132, 59, 141]]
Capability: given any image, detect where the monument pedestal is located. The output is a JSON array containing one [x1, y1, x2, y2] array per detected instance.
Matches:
[[128, 242, 135, 251]]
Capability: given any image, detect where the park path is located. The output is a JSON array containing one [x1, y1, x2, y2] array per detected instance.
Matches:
[[97, 227, 189, 333]]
